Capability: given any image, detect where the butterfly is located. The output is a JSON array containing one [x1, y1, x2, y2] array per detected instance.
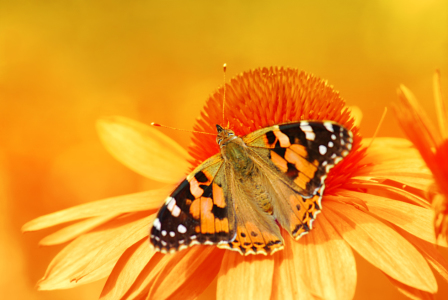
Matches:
[[150, 121, 353, 255]]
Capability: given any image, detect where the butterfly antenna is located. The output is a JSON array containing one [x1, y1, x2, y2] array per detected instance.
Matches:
[[368, 107, 388, 148], [151, 123, 215, 135], [222, 63, 227, 127]]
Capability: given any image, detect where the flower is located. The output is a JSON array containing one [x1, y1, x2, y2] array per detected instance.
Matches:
[[23, 67, 448, 299], [394, 70, 448, 243]]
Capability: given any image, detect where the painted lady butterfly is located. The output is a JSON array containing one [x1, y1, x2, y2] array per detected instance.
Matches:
[[150, 121, 352, 255]]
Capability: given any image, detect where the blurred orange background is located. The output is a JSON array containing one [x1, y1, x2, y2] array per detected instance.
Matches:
[[1, 1, 447, 299]]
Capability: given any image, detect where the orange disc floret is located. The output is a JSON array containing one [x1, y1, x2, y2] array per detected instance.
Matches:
[[188, 66, 364, 193]]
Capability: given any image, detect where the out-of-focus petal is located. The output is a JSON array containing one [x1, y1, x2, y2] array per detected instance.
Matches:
[[122, 247, 208, 299], [271, 231, 314, 300], [348, 106, 363, 127], [393, 226, 448, 283], [100, 238, 155, 300], [39, 214, 119, 246], [97, 116, 190, 183], [22, 189, 168, 231], [74, 214, 154, 283], [338, 190, 437, 244], [325, 201, 437, 293], [147, 247, 223, 300], [217, 252, 274, 300], [394, 85, 440, 168], [291, 210, 356, 300], [385, 274, 435, 300], [38, 213, 153, 290]]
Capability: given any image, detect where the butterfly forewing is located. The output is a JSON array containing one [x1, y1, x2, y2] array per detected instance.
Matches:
[[243, 121, 352, 239], [149, 155, 236, 253], [244, 121, 353, 196]]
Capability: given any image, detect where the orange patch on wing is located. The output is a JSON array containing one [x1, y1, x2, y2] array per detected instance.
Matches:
[[273, 130, 291, 147], [285, 148, 317, 178], [290, 144, 308, 157], [270, 151, 288, 172], [189, 178, 204, 198], [190, 199, 201, 219], [215, 218, 229, 233], [213, 183, 226, 208], [200, 197, 215, 234], [294, 172, 310, 190]]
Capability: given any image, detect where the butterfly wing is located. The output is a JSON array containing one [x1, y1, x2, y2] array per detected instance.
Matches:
[[150, 155, 236, 253], [243, 121, 353, 238], [217, 164, 284, 256]]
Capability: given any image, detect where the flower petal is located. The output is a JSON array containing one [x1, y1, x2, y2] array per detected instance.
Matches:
[[291, 210, 356, 300], [100, 238, 155, 300], [342, 179, 431, 208], [39, 214, 119, 246], [271, 232, 314, 300], [393, 225, 448, 283], [97, 116, 189, 183], [338, 190, 437, 244], [385, 274, 435, 300], [74, 214, 154, 283], [217, 251, 274, 300], [22, 189, 168, 231], [147, 247, 223, 300], [37, 213, 153, 290], [325, 201, 437, 293], [122, 247, 208, 299]]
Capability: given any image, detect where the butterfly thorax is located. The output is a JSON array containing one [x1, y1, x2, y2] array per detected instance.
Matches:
[[216, 125, 274, 214]]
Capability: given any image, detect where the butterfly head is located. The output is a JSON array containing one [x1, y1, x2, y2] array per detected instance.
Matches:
[[216, 124, 237, 146]]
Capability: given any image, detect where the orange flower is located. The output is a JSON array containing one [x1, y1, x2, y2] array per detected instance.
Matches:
[[23, 67, 448, 299], [394, 70, 448, 243]]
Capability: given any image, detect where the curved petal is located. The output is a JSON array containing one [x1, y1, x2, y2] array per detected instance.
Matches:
[[217, 251, 274, 300], [338, 190, 438, 244], [97, 116, 190, 183], [291, 211, 356, 300], [325, 201, 437, 293], [271, 232, 314, 300], [385, 273, 435, 300], [39, 214, 119, 246], [393, 226, 448, 283], [37, 213, 153, 290], [122, 247, 209, 299], [23, 189, 168, 231], [147, 247, 223, 300], [101, 238, 155, 300], [74, 214, 154, 283]]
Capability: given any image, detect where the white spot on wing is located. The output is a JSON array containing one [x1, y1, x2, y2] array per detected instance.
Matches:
[[178, 224, 187, 233], [161, 230, 167, 236], [319, 145, 327, 155], [165, 196, 175, 204], [172, 205, 181, 217], [331, 134, 336, 140], [328, 141, 334, 147], [169, 231, 175, 237], [153, 218, 161, 231], [324, 122, 334, 132], [305, 131, 315, 141], [167, 198, 176, 211]]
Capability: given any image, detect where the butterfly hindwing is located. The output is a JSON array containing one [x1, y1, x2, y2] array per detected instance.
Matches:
[[150, 155, 236, 253], [217, 165, 284, 255]]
